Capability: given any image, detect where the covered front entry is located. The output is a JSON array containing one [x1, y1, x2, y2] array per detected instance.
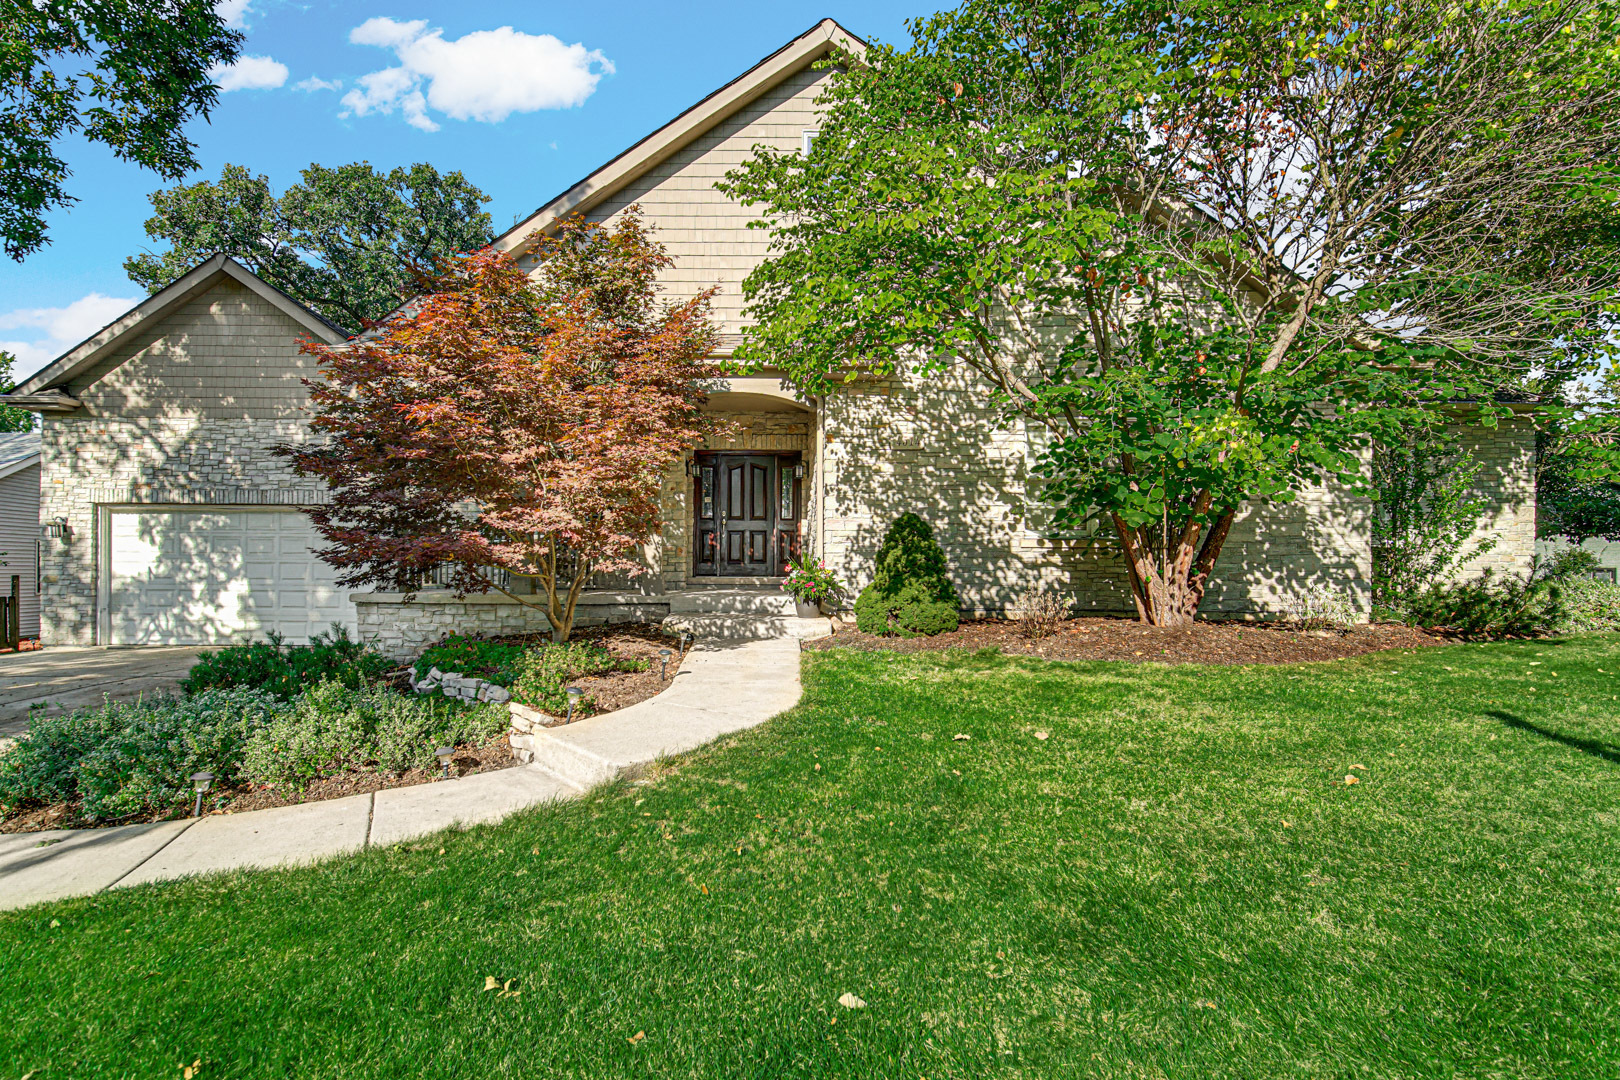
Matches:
[[693, 452, 801, 577]]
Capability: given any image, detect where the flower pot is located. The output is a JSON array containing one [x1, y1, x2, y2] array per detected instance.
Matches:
[[794, 600, 822, 619]]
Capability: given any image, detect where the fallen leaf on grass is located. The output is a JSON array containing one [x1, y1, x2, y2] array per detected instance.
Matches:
[[484, 976, 500, 991], [1349, 763, 1366, 770], [628, 1031, 646, 1045], [1281, 820, 1291, 828], [838, 992, 867, 1009], [182, 1061, 202, 1079], [1344, 775, 1360, 785], [1034, 732, 1049, 741], [953, 733, 971, 742]]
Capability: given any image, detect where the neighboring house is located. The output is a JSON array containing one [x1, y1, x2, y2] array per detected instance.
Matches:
[[0, 431, 41, 638], [1538, 537, 1620, 583], [0, 19, 1537, 653]]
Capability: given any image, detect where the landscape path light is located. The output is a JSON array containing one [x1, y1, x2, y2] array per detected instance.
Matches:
[[659, 648, 673, 680], [434, 746, 455, 779], [190, 771, 214, 818], [566, 686, 584, 723]]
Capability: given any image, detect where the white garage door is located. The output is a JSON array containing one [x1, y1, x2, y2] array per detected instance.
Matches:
[[108, 509, 355, 645]]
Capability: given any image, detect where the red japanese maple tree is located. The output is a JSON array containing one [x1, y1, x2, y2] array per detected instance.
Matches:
[[281, 210, 717, 642]]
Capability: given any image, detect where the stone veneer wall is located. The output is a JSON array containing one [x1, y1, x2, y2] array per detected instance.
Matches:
[[814, 377, 1540, 619], [817, 369, 1357, 619], [353, 592, 672, 662], [39, 415, 327, 644], [1448, 416, 1539, 581]]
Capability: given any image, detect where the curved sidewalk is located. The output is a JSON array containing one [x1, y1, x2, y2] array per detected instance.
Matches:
[[0, 633, 812, 912]]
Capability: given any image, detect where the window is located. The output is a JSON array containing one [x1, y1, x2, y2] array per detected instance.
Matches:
[[802, 129, 819, 155]]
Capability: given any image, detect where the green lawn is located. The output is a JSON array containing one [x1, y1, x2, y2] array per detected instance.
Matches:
[[3, 636, 1619, 1078]]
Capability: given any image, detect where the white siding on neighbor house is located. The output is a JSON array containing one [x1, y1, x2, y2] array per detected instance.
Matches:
[[0, 462, 41, 637]]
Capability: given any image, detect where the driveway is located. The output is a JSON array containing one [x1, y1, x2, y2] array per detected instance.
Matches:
[[0, 647, 208, 740]]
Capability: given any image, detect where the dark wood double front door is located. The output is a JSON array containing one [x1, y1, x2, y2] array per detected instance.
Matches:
[[694, 453, 800, 577]]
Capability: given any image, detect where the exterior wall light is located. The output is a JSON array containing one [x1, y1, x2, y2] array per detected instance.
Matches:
[[686, 458, 701, 479], [190, 771, 214, 817], [565, 686, 584, 723], [43, 518, 70, 540], [792, 463, 806, 480], [434, 746, 455, 778]]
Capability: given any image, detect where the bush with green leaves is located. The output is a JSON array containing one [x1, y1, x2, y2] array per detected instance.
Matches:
[[181, 625, 390, 700], [241, 681, 508, 788], [1372, 428, 1496, 616], [509, 642, 647, 715], [0, 689, 281, 822], [853, 514, 960, 637], [1549, 575, 1620, 633], [1402, 571, 1561, 639]]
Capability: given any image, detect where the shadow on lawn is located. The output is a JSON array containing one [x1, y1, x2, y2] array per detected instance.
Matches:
[[1487, 710, 1620, 765]]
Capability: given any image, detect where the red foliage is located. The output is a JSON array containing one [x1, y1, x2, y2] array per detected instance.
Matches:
[[281, 210, 716, 641]]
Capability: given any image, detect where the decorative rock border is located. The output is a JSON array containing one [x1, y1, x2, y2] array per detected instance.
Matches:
[[507, 702, 561, 765], [412, 667, 512, 705]]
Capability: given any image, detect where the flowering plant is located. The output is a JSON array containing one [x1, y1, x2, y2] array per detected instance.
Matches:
[[782, 554, 842, 607]]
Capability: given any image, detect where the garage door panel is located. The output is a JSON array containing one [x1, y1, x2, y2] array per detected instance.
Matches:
[[109, 510, 355, 646]]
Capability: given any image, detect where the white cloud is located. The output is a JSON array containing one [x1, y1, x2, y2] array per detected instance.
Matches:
[[0, 293, 140, 380], [294, 76, 343, 93], [215, 0, 253, 29], [341, 18, 612, 132], [209, 55, 289, 92]]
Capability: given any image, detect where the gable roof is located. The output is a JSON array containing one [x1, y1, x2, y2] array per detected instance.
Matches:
[[493, 17, 865, 257], [0, 430, 40, 483], [4, 254, 348, 404]]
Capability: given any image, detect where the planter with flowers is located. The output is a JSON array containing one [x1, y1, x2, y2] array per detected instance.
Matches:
[[782, 554, 843, 618]]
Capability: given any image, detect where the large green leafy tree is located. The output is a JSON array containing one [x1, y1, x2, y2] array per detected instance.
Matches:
[[0, 351, 33, 431], [126, 162, 495, 332], [723, 0, 1620, 626], [0, 0, 240, 259]]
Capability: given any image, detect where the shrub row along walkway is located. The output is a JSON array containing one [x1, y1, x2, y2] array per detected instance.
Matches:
[[0, 633, 810, 911]]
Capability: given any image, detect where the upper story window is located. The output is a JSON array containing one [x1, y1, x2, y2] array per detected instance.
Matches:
[[802, 129, 819, 156]]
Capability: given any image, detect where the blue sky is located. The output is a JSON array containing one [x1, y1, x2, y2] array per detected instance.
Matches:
[[1, 1, 922, 382]]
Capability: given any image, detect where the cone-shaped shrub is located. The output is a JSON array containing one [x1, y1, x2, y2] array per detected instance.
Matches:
[[853, 513, 960, 636]]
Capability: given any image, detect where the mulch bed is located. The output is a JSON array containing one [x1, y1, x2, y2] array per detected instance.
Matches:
[[0, 622, 683, 834], [806, 616, 1445, 665]]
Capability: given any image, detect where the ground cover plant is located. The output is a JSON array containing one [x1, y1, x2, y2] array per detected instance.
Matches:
[[0, 689, 280, 822], [3, 634, 1617, 1077]]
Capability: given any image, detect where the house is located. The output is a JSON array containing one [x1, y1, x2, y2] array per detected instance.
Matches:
[[0, 19, 1537, 655], [0, 431, 42, 639]]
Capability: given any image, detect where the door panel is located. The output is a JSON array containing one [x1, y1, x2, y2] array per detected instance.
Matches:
[[692, 453, 798, 577]]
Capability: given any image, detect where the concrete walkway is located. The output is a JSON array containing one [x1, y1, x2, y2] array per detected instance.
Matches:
[[0, 629, 816, 912], [0, 646, 207, 740]]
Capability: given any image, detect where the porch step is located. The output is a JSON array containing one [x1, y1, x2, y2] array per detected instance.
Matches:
[[666, 587, 797, 616], [662, 613, 832, 642]]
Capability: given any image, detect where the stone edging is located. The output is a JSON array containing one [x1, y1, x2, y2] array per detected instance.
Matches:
[[412, 667, 512, 704]]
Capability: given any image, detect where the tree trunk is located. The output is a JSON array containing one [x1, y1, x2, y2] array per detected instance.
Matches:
[[1112, 507, 1238, 628]]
